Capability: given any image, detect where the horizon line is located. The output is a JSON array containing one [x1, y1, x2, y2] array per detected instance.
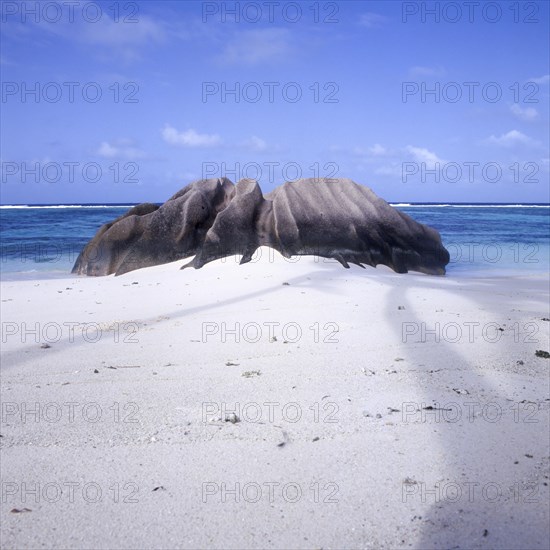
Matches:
[[2, 201, 550, 207]]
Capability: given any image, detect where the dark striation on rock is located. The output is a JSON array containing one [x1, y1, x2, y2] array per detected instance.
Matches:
[[72, 178, 450, 276]]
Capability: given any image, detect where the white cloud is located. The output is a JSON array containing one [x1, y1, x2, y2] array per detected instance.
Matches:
[[162, 125, 221, 148], [405, 145, 446, 168], [486, 130, 537, 147], [351, 144, 390, 158], [528, 74, 549, 85], [96, 140, 146, 159], [241, 136, 268, 152], [82, 16, 165, 48], [97, 142, 118, 157], [358, 12, 387, 27], [219, 28, 291, 66], [339, 143, 445, 175], [22, 8, 167, 62], [82, 16, 166, 61], [510, 104, 538, 121], [364, 145, 446, 176], [368, 143, 388, 156]]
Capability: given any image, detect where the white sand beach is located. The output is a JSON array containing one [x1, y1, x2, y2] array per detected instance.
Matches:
[[1, 249, 549, 549]]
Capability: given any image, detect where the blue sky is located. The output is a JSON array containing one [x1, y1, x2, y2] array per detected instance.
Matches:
[[1, 0, 549, 204]]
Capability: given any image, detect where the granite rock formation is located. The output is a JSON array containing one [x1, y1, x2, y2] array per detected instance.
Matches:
[[72, 178, 450, 276]]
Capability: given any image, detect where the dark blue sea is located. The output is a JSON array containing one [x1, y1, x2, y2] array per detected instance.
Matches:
[[1, 203, 549, 279]]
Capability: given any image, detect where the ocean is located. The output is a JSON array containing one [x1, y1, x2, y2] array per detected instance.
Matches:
[[1, 203, 549, 279]]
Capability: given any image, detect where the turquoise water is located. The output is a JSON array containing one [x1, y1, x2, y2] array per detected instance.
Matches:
[[1, 204, 549, 279], [397, 204, 550, 277]]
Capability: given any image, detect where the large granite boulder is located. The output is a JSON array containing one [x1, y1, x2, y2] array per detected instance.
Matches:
[[72, 178, 450, 276]]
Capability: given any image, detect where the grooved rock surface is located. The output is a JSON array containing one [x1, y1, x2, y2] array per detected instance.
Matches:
[[72, 178, 450, 276]]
